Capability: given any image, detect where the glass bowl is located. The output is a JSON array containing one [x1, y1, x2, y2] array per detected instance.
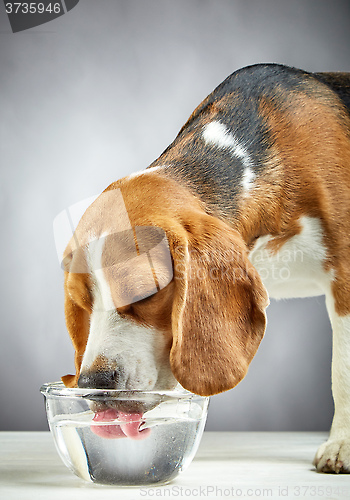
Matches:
[[40, 382, 209, 486]]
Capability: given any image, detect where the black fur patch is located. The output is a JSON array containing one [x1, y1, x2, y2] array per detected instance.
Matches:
[[150, 64, 348, 217]]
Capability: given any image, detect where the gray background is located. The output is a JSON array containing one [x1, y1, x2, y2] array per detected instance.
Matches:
[[1, 0, 349, 432]]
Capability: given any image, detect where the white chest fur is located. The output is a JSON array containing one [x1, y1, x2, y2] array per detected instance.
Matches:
[[248, 216, 334, 300]]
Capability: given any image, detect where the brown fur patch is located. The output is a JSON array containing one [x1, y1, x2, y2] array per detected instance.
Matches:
[[117, 281, 175, 338], [62, 271, 91, 387], [168, 212, 268, 395], [234, 79, 350, 315]]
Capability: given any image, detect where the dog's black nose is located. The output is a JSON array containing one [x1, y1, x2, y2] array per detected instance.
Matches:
[[78, 370, 120, 389]]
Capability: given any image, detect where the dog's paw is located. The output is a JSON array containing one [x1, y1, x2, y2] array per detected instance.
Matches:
[[313, 439, 350, 473]]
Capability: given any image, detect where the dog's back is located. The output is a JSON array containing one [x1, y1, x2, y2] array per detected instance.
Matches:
[[314, 72, 350, 113], [151, 64, 350, 213]]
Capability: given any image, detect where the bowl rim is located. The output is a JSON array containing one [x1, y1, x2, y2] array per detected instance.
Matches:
[[40, 381, 209, 401]]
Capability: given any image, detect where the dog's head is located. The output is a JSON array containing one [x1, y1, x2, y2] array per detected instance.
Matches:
[[61, 172, 268, 396]]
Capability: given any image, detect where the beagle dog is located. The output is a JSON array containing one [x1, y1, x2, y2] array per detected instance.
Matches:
[[61, 64, 350, 473]]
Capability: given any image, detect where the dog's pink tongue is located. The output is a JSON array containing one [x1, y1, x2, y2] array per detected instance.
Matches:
[[118, 411, 151, 440], [92, 409, 124, 439], [91, 409, 151, 440]]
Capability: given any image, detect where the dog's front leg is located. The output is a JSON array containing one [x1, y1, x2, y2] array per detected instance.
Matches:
[[314, 295, 350, 473]]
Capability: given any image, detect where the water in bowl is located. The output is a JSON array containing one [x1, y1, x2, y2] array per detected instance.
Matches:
[[49, 399, 206, 485]]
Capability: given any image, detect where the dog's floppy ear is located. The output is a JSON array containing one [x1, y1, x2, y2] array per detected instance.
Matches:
[[61, 271, 91, 388], [169, 212, 269, 396]]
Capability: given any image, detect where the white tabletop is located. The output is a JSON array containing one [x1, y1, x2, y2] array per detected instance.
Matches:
[[1, 432, 350, 499]]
